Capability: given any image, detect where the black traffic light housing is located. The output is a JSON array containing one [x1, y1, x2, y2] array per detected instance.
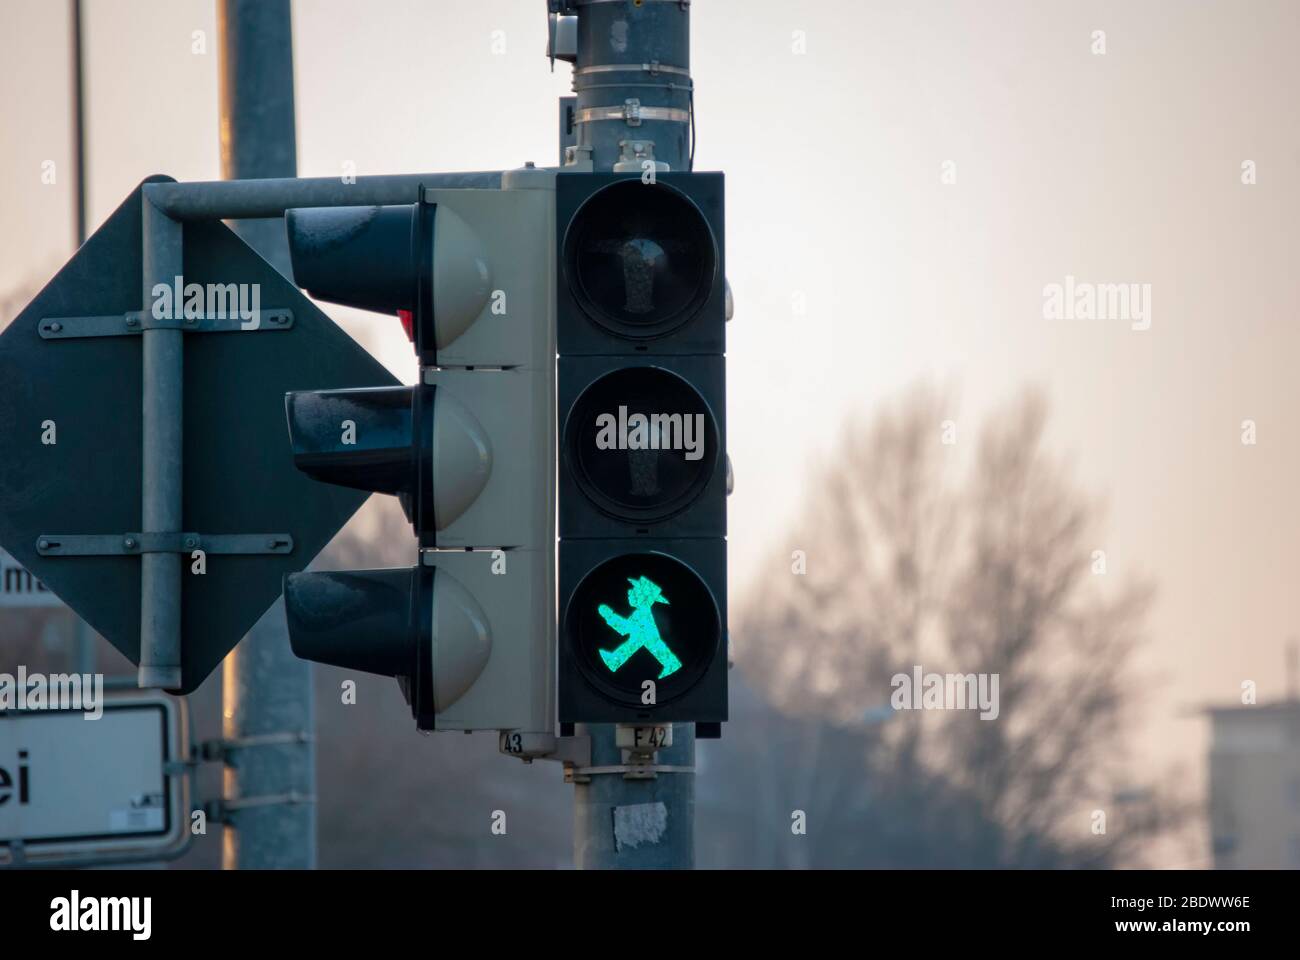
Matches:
[[556, 172, 725, 355], [557, 171, 728, 734]]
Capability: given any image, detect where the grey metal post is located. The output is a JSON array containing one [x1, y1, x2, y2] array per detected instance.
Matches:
[[567, 0, 692, 172], [138, 198, 183, 690], [146, 171, 503, 220], [217, 0, 316, 869], [574, 724, 695, 869], [70, 0, 97, 675], [568, 0, 697, 870], [217, 0, 297, 277], [70, 0, 87, 248], [221, 598, 315, 869]]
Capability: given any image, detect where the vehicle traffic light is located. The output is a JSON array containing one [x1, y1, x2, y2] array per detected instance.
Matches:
[[278, 171, 556, 735], [555, 171, 728, 733]]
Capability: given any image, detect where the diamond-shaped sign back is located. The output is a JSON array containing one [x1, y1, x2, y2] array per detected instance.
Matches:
[[0, 177, 399, 692]]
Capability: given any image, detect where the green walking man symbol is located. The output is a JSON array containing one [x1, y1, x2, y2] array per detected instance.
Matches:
[[597, 576, 682, 679]]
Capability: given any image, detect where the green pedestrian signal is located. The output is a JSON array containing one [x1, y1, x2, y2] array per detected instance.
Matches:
[[562, 549, 723, 721], [596, 576, 682, 678]]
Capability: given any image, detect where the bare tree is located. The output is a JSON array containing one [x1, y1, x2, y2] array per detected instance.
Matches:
[[736, 386, 1188, 867]]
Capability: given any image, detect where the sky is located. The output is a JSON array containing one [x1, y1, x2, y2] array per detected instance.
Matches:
[[2, 0, 1299, 812]]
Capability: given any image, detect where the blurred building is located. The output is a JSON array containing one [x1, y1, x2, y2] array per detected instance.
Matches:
[[1206, 701, 1300, 869]]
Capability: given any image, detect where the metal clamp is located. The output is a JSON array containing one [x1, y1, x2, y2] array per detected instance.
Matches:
[[36, 533, 294, 557], [574, 62, 691, 78], [39, 309, 294, 339], [204, 792, 316, 823], [199, 731, 315, 763], [574, 100, 691, 127], [564, 763, 695, 784]]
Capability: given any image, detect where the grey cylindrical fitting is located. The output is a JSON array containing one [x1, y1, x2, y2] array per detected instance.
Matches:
[[572, 0, 692, 171]]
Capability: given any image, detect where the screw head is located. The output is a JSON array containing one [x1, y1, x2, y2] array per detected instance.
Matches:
[[48, 322, 62, 333], [185, 537, 197, 549], [126, 317, 138, 327], [124, 537, 137, 549], [37, 538, 49, 551]]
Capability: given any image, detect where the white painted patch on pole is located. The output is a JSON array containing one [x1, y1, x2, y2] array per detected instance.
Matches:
[[612, 801, 668, 852]]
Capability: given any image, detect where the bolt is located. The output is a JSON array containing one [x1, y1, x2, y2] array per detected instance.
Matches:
[[48, 322, 62, 333], [37, 539, 49, 551], [124, 537, 137, 550], [126, 317, 138, 328], [267, 538, 278, 549], [185, 537, 197, 549]]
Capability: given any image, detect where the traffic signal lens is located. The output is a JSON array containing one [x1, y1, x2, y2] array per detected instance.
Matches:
[[565, 366, 718, 522], [563, 180, 716, 339], [567, 552, 719, 707]]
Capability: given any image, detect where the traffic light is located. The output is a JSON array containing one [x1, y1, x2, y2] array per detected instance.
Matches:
[[555, 171, 728, 732], [279, 170, 556, 735]]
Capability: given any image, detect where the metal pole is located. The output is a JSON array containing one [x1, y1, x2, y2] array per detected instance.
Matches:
[[70, 0, 97, 675], [137, 198, 183, 690], [568, 0, 697, 871], [217, 0, 297, 276], [574, 724, 695, 869], [217, 0, 316, 870], [70, 0, 87, 247], [145, 171, 504, 221]]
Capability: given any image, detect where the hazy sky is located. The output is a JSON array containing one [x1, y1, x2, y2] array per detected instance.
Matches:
[[2, 0, 1298, 797]]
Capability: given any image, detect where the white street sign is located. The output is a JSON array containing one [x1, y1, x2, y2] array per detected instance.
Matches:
[[0, 690, 190, 866], [0, 548, 64, 609]]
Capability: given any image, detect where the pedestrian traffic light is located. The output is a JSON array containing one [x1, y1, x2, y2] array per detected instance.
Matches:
[[555, 171, 728, 732], [278, 172, 556, 735]]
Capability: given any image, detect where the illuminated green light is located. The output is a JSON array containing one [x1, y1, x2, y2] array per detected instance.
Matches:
[[596, 576, 682, 679]]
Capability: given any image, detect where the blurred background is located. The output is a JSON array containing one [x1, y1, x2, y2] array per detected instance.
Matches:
[[2, 0, 1298, 868]]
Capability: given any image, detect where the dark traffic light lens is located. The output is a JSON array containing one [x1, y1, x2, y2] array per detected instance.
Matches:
[[565, 366, 718, 522], [563, 180, 717, 339], [567, 552, 720, 708]]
